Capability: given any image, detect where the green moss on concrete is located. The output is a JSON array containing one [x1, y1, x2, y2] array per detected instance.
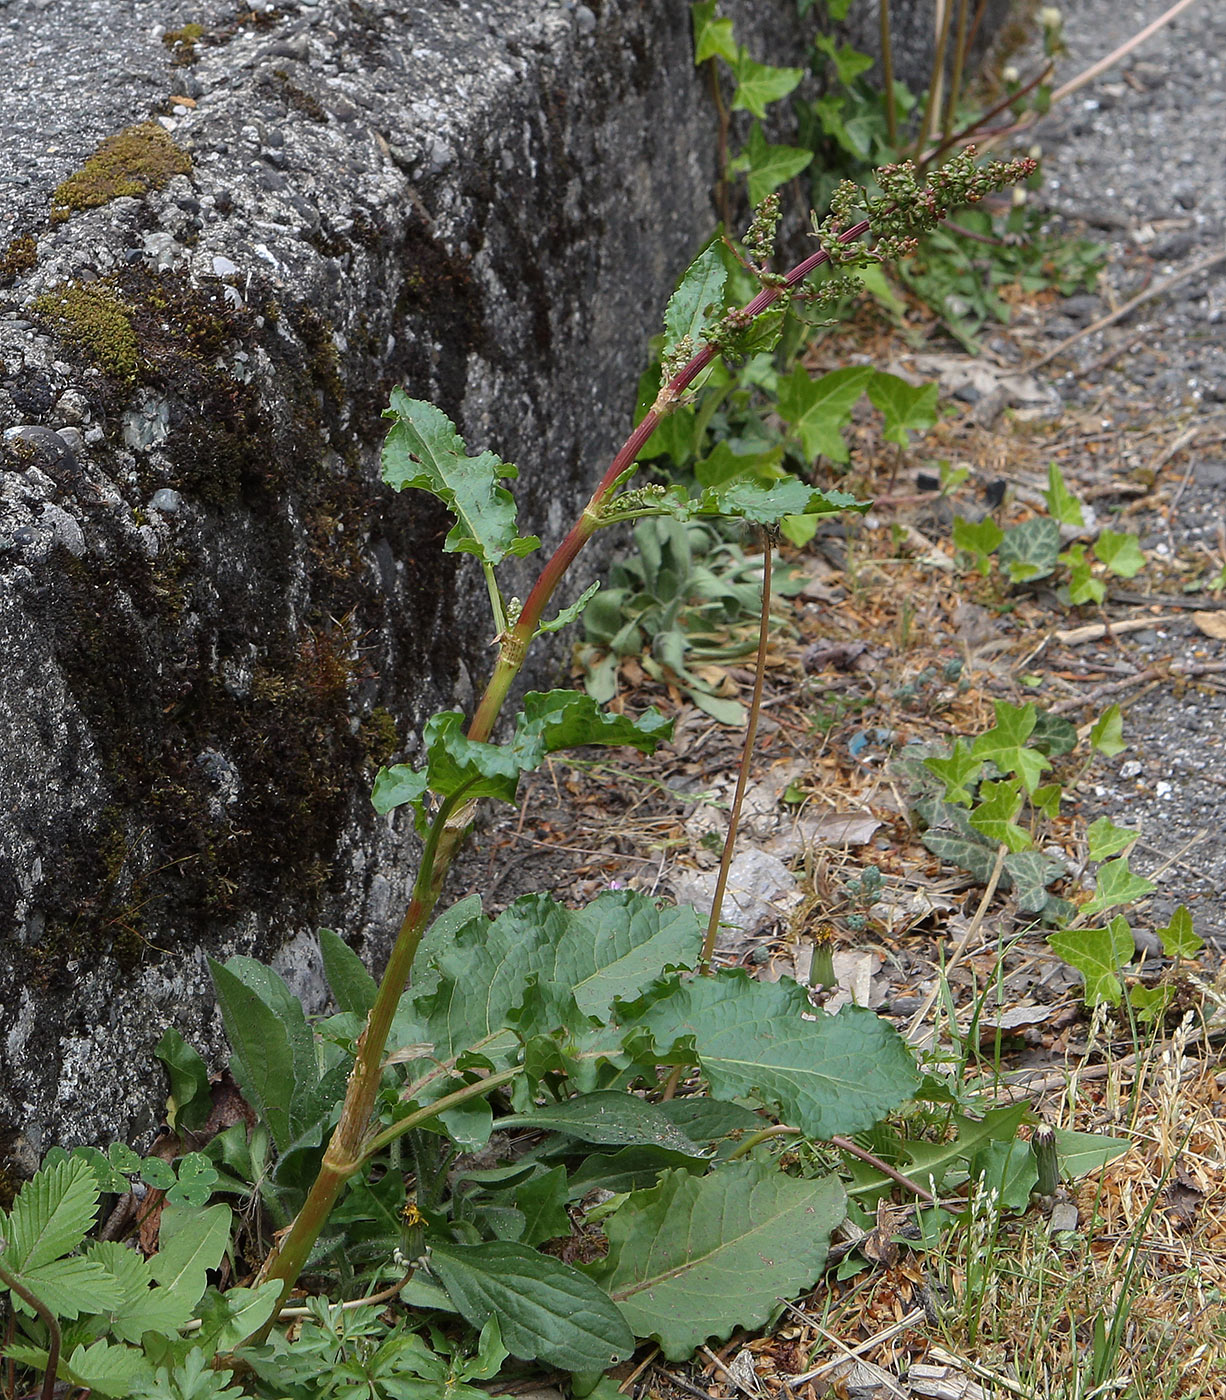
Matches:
[[50, 122, 191, 223], [0, 234, 37, 288], [32, 282, 139, 381], [162, 22, 206, 64]]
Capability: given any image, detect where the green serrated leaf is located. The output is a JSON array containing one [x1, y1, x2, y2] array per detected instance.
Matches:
[[697, 477, 866, 526], [867, 372, 939, 448], [730, 51, 804, 119], [630, 972, 920, 1139], [86, 1240, 194, 1344], [1157, 904, 1203, 959], [972, 1137, 1038, 1211], [9, 1257, 125, 1320], [1082, 857, 1156, 915], [381, 391, 539, 565], [663, 246, 727, 365], [539, 582, 601, 637], [923, 739, 981, 807], [1094, 529, 1145, 578], [776, 364, 873, 462], [1048, 916, 1134, 1006], [1090, 704, 1126, 757], [998, 516, 1061, 583], [61, 1338, 154, 1399], [428, 1239, 634, 1371], [318, 927, 378, 1017], [971, 701, 1050, 794], [895, 1105, 1031, 1196], [1043, 462, 1085, 526], [591, 1162, 844, 1360], [1086, 817, 1138, 862], [738, 123, 813, 206], [0, 1156, 98, 1273]]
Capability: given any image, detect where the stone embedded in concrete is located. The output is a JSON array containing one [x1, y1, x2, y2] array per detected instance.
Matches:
[[0, 0, 1008, 1156]]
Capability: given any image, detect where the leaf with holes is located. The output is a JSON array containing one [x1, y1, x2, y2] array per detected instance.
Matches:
[[589, 1162, 845, 1359]]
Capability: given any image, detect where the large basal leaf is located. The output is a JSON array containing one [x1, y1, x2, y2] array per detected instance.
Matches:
[[0, 1156, 98, 1273], [372, 693, 672, 825], [662, 245, 727, 365], [381, 391, 539, 565], [630, 971, 920, 1140], [590, 1161, 845, 1359], [149, 1203, 233, 1312], [428, 1239, 634, 1372], [208, 960, 302, 1152]]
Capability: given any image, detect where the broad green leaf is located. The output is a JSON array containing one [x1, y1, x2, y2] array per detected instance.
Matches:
[[731, 51, 804, 119], [1090, 704, 1126, 757], [153, 1029, 212, 1134], [968, 779, 1032, 853], [1094, 529, 1145, 578], [371, 763, 429, 816], [591, 1162, 844, 1359], [208, 960, 299, 1151], [923, 739, 981, 806], [1044, 462, 1085, 526], [150, 1203, 233, 1310], [428, 1239, 634, 1371], [998, 516, 1061, 583], [972, 1138, 1037, 1211], [777, 364, 873, 462], [1158, 905, 1203, 959], [1031, 783, 1062, 818], [1029, 710, 1078, 757], [735, 123, 813, 206], [1048, 916, 1134, 1005], [1086, 817, 1138, 862], [318, 927, 377, 1016], [631, 972, 920, 1139], [515, 1168, 572, 1247], [971, 701, 1050, 794], [867, 371, 939, 447], [698, 477, 866, 526], [381, 391, 539, 565], [654, 1098, 764, 1142], [693, 440, 785, 490], [0, 1156, 98, 1272], [192, 1283, 283, 1354], [663, 246, 727, 365], [953, 515, 1004, 574], [1052, 1127, 1132, 1178], [1003, 849, 1065, 912], [1082, 857, 1156, 915], [1129, 983, 1176, 1023], [921, 819, 998, 885], [691, 0, 736, 64], [497, 1092, 702, 1154]]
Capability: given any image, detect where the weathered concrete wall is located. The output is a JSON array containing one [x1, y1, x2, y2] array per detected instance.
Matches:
[[0, 0, 1012, 1157]]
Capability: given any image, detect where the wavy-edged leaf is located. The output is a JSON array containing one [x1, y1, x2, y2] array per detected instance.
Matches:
[[381, 391, 538, 564], [630, 971, 920, 1139], [428, 1239, 634, 1371], [591, 1162, 844, 1359], [696, 478, 867, 526]]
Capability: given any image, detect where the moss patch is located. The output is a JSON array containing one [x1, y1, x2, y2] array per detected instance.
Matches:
[[162, 22, 205, 64], [32, 282, 138, 381], [0, 234, 37, 288], [50, 122, 191, 224]]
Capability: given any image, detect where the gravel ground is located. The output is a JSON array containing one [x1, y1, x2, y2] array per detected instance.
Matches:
[[1017, 0, 1226, 946]]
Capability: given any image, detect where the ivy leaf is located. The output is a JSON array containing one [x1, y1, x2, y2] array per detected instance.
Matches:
[[1082, 857, 1156, 915], [734, 123, 813, 206], [1086, 817, 1138, 862], [1158, 905, 1203, 959], [663, 245, 727, 366], [381, 391, 539, 564], [920, 802, 998, 885], [1028, 710, 1078, 758], [1094, 529, 1145, 578], [813, 33, 876, 85], [590, 1162, 844, 1360], [923, 739, 981, 807], [867, 371, 939, 448], [952, 515, 1003, 574], [730, 50, 804, 119], [1031, 784, 1062, 819], [1048, 916, 1134, 1005], [1044, 462, 1085, 527], [777, 364, 873, 462], [971, 701, 1050, 794], [1003, 850, 1066, 913], [630, 971, 920, 1140], [428, 1239, 634, 1371], [1090, 704, 1126, 757], [691, 0, 737, 65], [1061, 543, 1105, 604], [998, 516, 1061, 583], [968, 779, 1032, 853]]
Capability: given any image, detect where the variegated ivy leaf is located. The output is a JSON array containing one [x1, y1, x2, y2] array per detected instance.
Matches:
[[381, 391, 539, 565]]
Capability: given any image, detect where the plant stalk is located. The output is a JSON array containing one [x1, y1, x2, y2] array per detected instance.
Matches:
[[0, 1251, 60, 1400]]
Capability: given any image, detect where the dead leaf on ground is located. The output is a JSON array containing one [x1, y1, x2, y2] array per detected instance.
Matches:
[[1192, 610, 1226, 640]]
